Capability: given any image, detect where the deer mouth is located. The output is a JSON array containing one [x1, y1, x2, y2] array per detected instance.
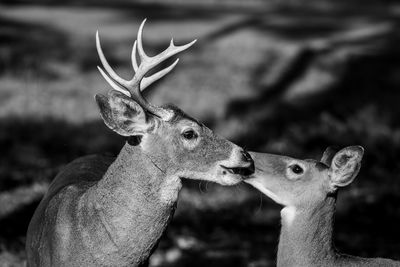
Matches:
[[220, 164, 255, 176]]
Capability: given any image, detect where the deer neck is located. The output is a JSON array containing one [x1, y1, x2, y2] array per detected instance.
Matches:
[[83, 143, 182, 265], [277, 195, 337, 267], [96, 142, 182, 204]]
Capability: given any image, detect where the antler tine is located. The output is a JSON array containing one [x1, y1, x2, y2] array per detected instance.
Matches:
[[141, 58, 179, 90], [136, 19, 149, 63], [137, 38, 196, 90], [132, 19, 197, 87], [96, 31, 131, 90], [131, 40, 139, 72], [138, 38, 197, 77], [97, 66, 131, 97]]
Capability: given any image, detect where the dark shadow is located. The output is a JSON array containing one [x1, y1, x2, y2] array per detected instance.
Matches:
[[0, 118, 123, 192], [335, 193, 400, 260], [0, 199, 41, 251]]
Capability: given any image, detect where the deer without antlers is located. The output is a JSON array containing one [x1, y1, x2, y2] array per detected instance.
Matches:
[[245, 147, 400, 267], [26, 20, 254, 267]]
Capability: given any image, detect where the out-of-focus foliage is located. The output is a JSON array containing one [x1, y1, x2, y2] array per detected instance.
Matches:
[[1, 1, 400, 266]]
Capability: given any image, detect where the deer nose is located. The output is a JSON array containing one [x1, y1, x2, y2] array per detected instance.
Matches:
[[241, 150, 253, 163]]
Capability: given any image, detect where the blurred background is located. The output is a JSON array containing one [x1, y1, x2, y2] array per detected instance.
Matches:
[[1, 0, 400, 266]]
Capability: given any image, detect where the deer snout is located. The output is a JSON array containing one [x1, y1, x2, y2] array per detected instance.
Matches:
[[246, 151, 291, 180], [239, 149, 255, 176], [230, 148, 255, 176], [219, 147, 255, 176]]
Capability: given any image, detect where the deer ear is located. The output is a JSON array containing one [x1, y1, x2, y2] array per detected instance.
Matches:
[[95, 91, 151, 136], [321, 146, 338, 166], [329, 146, 364, 188]]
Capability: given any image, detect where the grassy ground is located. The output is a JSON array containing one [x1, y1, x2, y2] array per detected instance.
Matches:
[[1, 2, 400, 266]]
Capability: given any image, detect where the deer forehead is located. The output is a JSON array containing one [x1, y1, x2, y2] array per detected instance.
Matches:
[[165, 106, 202, 125], [172, 119, 202, 131]]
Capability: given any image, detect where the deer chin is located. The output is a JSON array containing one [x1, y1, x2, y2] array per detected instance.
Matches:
[[215, 163, 254, 186], [244, 179, 286, 206], [216, 170, 243, 186]]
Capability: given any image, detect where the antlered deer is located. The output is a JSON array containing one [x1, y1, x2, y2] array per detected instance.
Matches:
[[26, 20, 254, 267], [245, 147, 399, 267]]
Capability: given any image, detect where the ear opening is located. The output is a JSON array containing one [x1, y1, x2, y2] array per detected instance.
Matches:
[[95, 91, 153, 137], [127, 136, 142, 146], [329, 146, 364, 188]]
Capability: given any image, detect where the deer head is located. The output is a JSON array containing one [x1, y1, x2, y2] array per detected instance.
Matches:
[[95, 20, 254, 185], [245, 146, 364, 208]]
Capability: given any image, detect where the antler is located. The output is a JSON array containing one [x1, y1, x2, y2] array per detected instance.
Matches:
[[96, 19, 196, 120]]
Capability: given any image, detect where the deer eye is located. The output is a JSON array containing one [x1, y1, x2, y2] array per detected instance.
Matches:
[[290, 164, 304, 175], [182, 129, 198, 140]]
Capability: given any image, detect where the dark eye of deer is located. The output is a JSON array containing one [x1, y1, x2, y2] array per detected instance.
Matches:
[[182, 130, 197, 140], [291, 164, 304, 174]]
